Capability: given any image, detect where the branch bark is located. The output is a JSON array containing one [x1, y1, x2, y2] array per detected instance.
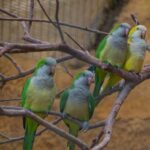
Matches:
[[0, 107, 89, 150]]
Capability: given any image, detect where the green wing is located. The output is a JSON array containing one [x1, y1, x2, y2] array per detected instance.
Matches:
[[60, 89, 69, 113], [96, 36, 108, 58], [87, 94, 95, 119], [21, 78, 31, 107]]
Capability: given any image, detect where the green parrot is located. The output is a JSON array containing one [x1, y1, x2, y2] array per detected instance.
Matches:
[[21, 57, 57, 150], [124, 25, 147, 73], [93, 23, 131, 97], [60, 70, 95, 150]]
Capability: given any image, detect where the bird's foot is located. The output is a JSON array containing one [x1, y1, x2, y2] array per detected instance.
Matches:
[[113, 65, 121, 69], [103, 60, 109, 64], [81, 122, 89, 132], [129, 71, 141, 79], [62, 112, 68, 119]]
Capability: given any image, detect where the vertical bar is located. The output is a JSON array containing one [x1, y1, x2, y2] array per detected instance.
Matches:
[[0, 0, 4, 41]]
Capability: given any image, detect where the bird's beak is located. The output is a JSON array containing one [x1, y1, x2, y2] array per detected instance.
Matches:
[[88, 76, 94, 85], [125, 28, 129, 37], [50, 66, 56, 76], [141, 30, 146, 39]]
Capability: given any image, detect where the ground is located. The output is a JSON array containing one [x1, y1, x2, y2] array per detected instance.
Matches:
[[1, 0, 150, 150]]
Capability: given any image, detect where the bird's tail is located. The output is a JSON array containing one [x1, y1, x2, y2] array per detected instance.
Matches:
[[67, 126, 79, 150], [101, 73, 121, 93], [23, 117, 38, 150], [93, 68, 106, 98]]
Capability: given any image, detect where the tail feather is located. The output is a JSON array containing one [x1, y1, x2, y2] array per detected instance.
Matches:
[[67, 127, 79, 150], [93, 68, 106, 97], [101, 73, 121, 93], [23, 117, 38, 150]]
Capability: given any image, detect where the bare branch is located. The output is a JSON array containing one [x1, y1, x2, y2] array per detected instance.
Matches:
[[0, 8, 18, 18], [95, 84, 122, 106], [0, 55, 73, 84], [0, 107, 89, 149], [0, 118, 62, 144], [60, 63, 74, 78], [0, 132, 10, 139], [92, 82, 133, 150], [64, 32, 86, 51], [0, 17, 109, 35], [131, 14, 140, 25], [0, 8, 47, 44], [0, 67, 34, 83], [1, 42, 148, 81], [0, 98, 21, 102], [28, 0, 34, 31], [0, 45, 13, 56], [55, 0, 65, 43], [4, 54, 23, 73], [90, 128, 104, 148], [1, 105, 105, 132], [37, 0, 57, 28]]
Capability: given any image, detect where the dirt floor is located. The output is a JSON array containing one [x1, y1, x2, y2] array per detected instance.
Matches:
[[1, 0, 150, 150]]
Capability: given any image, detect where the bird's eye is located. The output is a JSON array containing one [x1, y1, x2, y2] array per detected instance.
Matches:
[[137, 27, 139, 30]]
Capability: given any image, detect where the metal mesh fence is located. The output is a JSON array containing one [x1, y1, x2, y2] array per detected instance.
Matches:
[[0, 0, 111, 58]]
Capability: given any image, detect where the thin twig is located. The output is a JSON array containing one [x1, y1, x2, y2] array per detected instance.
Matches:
[[0, 132, 10, 139], [131, 14, 140, 25], [90, 128, 104, 148], [0, 107, 89, 149], [0, 98, 21, 102], [0, 42, 145, 82], [92, 82, 133, 150], [55, 0, 65, 43], [0, 118, 62, 144], [28, 0, 34, 31], [37, 0, 57, 28], [4, 54, 23, 73], [0, 55, 73, 84], [0, 17, 109, 35], [0, 106, 105, 131], [95, 84, 122, 106], [64, 31, 86, 51], [61, 63, 74, 78]]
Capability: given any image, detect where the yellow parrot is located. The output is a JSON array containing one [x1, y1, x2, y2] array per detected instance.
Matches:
[[124, 25, 148, 73]]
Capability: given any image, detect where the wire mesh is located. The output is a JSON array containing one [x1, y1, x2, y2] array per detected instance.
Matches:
[[0, 0, 107, 58]]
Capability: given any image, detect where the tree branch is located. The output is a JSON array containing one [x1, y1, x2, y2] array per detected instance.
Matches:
[[0, 107, 89, 150], [55, 0, 65, 43], [4, 54, 23, 73], [92, 82, 133, 150], [0, 17, 109, 35], [0, 55, 73, 83], [0, 118, 62, 144], [28, 0, 34, 31], [1, 42, 149, 81], [131, 14, 140, 25]]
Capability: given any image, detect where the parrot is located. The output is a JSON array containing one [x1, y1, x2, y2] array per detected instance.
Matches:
[[60, 70, 95, 150], [21, 57, 57, 150], [93, 22, 131, 97], [124, 25, 147, 73]]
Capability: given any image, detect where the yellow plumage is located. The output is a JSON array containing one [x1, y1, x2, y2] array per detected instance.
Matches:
[[124, 25, 147, 73], [124, 54, 144, 73]]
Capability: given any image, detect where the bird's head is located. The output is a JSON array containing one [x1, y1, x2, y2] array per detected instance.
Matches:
[[128, 25, 147, 41], [74, 70, 94, 87], [35, 57, 57, 76], [111, 23, 131, 37]]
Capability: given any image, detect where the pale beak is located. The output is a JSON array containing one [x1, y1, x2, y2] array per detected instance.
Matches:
[[125, 28, 129, 37], [88, 76, 94, 85], [50, 66, 56, 76], [141, 31, 146, 39]]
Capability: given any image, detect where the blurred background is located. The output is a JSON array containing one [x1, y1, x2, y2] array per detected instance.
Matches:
[[1, 0, 150, 149]]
